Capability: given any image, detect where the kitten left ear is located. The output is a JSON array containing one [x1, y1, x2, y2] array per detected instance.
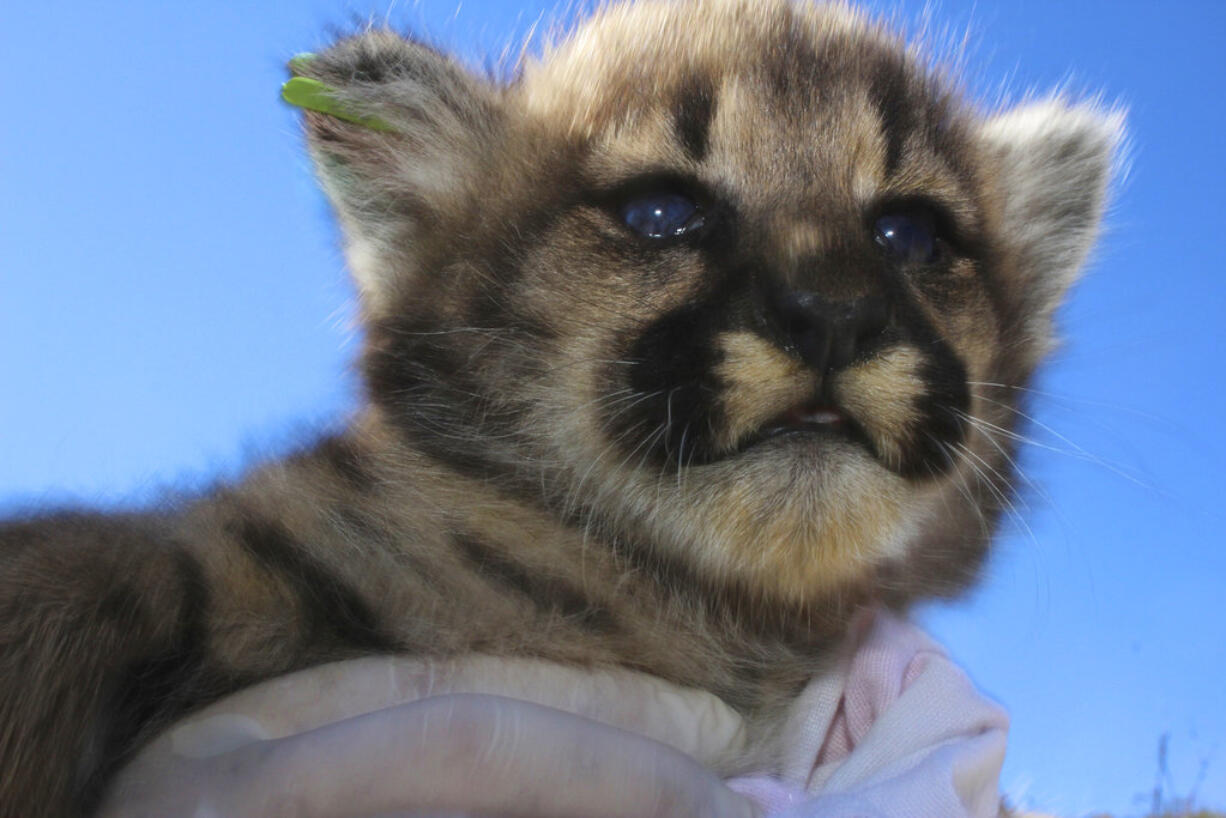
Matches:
[[977, 100, 1125, 348], [289, 32, 504, 311]]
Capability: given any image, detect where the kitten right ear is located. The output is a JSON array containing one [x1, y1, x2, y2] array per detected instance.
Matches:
[[976, 100, 1125, 359], [290, 32, 503, 308]]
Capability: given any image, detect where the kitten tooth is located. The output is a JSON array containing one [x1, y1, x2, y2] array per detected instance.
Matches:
[[804, 410, 843, 425]]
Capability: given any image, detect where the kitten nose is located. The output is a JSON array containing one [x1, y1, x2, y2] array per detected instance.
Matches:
[[775, 292, 890, 373]]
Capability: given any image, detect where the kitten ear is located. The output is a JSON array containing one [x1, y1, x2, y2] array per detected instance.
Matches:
[[290, 32, 503, 308], [977, 100, 1125, 349]]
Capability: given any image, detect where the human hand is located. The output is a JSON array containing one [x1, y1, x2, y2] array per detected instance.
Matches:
[[98, 656, 761, 818]]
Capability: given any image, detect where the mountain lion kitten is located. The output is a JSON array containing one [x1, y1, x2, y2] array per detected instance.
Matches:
[[0, 0, 1121, 814]]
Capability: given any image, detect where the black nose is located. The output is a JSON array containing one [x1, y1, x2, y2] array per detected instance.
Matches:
[[775, 292, 890, 373]]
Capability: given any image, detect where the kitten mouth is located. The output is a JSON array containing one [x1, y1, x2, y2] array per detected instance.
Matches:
[[741, 397, 871, 452], [761, 402, 848, 436]]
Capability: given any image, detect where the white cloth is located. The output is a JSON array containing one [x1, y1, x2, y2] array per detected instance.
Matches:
[[728, 609, 1009, 817]]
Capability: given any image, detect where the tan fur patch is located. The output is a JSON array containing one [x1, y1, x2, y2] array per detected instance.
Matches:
[[642, 443, 916, 600], [715, 331, 816, 450], [834, 346, 926, 470]]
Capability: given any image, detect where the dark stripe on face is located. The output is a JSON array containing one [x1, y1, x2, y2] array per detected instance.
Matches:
[[762, 17, 823, 102], [366, 321, 511, 465], [363, 314, 556, 509], [674, 80, 717, 161], [232, 517, 398, 654], [608, 300, 729, 468], [604, 252, 757, 469], [455, 534, 617, 634], [867, 56, 914, 178], [366, 317, 520, 449]]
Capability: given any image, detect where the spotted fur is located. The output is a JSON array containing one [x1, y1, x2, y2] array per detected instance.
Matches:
[[0, 2, 1121, 815]]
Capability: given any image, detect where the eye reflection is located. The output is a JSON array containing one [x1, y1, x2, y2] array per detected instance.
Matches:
[[874, 211, 938, 264], [621, 193, 704, 239]]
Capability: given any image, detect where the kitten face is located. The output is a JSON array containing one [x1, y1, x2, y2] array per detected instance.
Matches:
[[299, 0, 1121, 604]]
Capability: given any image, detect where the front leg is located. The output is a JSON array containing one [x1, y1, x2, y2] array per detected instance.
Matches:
[[0, 504, 397, 818]]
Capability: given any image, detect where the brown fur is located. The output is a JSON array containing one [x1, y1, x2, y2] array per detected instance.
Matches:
[[0, 2, 1121, 815]]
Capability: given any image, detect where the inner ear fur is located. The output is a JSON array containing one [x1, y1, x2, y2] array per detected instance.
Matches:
[[293, 31, 505, 308], [977, 100, 1125, 353]]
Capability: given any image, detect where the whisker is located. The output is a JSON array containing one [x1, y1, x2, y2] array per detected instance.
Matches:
[[968, 381, 1171, 425], [953, 440, 1038, 549], [973, 393, 1156, 491], [954, 409, 1052, 508]]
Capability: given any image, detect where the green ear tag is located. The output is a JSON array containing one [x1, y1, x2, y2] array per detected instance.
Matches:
[[281, 56, 396, 133]]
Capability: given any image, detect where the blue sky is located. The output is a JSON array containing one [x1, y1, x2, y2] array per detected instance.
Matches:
[[2, 2, 1223, 815]]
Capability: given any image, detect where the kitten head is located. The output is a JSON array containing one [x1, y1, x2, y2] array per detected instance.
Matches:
[[293, 0, 1122, 606]]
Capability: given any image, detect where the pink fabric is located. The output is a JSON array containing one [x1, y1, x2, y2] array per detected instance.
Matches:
[[727, 610, 1009, 818]]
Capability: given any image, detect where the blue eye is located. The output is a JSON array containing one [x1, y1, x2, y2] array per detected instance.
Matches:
[[621, 193, 704, 239], [874, 211, 939, 264]]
